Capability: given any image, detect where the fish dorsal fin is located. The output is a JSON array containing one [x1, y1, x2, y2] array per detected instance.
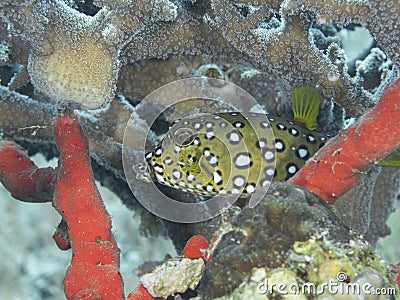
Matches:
[[291, 86, 321, 130]]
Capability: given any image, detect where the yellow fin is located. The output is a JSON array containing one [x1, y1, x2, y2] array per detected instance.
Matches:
[[291, 86, 321, 130], [376, 146, 400, 167]]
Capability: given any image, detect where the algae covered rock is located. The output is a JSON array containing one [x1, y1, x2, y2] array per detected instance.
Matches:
[[199, 182, 398, 299]]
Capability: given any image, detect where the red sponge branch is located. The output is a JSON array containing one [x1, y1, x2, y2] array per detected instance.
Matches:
[[53, 114, 124, 299], [0, 141, 55, 203], [288, 78, 400, 204]]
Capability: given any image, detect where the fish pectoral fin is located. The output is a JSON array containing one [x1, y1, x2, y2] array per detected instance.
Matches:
[[198, 155, 214, 183]]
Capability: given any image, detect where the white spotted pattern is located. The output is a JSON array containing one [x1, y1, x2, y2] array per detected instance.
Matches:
[[229, 132, 240, 142], [264, 150, 274, 160], [234, 153, 252, 168], [213, 171, 223, 185], [298, 149, 308, 158], [233, 176, 245, 188], [275, 141, 284, 150], [206, 131, 215, 139], [209, 156, 218, 166], [245, 184, 255, 193], [173, 171, 181, 179]]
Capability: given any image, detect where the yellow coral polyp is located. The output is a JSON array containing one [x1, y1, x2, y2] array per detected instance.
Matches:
[[28, 33, 115, 109]]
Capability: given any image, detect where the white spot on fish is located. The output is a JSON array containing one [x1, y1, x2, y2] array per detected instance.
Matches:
[[275, 141, 284, 150], [154, 166, 163, 174], [264, 150, 274, 161], [206, 131, 215, 139], [290, 128, 298, 136], [265, 168, 274, 176], [234, 121, 244, 128], [288, 165, 297, 174], [213, 171, 223, 185], [234, 153, 252, 168], [156, 174, 165, 183], [229, 132, 241, 143], [233, 176, 245, 188], [307, 134, 316, 143], [209, 156, 218, 166], [164, 157, 173, 165], [261, 179, 271, 187], [298, 149, 308, 158], [258, 140, 266, 148], [155, 148, 163, 156], [173, 170, 181, 179], [245, 184, 255, 193]]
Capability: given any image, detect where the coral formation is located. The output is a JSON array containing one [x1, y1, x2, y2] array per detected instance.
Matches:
[[198, 182, 352, 298], [54, 114, 124, 299], [0, 141, 55, 203], [0, 0, 399, 298], [127, 284, 155, 300], [213, 236, 398, 299], [141, 257, 204, 298], [198, 182, 398, 299], [0, 114, 125, 298], [183, 234, 210, 261]]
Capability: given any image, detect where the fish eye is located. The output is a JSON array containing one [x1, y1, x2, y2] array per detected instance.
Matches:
[[172, 127, 195, 146]]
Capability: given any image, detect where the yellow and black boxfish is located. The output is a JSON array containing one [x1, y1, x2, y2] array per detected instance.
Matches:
[[145, 87, 399, 196]]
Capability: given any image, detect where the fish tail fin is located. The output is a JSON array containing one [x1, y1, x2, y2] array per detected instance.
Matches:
[[291, 86, 321, 130], [376, 146, 400, 167]]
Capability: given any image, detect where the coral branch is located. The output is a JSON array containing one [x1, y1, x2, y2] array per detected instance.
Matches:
[[0, 140, 55, 202], [53, 114, 124, 299], [288, 78, 400, 204], [183, 234, 210, 262], [0, 86, 56, 141]]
